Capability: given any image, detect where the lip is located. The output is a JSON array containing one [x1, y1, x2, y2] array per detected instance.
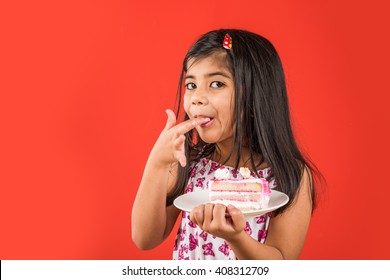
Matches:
[[200, 118, 215, 128], [194, 114, 212, 119], [192, 114, 214, 128]]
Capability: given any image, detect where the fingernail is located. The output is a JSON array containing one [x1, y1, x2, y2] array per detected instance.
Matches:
[[227, 204, 235, 210]]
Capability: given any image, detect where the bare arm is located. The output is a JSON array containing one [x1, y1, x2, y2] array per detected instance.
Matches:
[[190, 168, 313, 259], [132, 159, 180, 250], [132, 110, 210, 250]]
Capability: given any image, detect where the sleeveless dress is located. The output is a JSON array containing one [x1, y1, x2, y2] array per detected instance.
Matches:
[[172, 158, 276, 260]]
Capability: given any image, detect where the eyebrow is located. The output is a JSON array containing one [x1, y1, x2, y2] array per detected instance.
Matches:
[[184, 71, 232, 81]]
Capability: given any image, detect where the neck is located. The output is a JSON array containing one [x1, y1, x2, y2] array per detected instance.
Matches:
[[212, 142, 263, 169]]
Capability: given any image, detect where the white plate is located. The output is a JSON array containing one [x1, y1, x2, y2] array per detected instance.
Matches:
[[174, 190, 289, 217]]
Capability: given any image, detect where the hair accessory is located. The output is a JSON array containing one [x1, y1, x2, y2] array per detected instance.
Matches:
[[223, 33, 232, 49]]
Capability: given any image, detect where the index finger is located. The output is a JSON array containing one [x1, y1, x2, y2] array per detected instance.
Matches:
[[175, 117, 210, 135]]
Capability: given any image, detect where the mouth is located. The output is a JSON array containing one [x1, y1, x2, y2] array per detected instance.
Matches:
[[194, 115, 215, 128]]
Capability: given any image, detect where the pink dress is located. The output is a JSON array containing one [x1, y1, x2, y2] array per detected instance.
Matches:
[[172, 158, 276, 260]]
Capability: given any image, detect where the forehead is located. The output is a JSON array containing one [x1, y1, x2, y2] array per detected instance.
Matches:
[[186, 52, 231, 75]]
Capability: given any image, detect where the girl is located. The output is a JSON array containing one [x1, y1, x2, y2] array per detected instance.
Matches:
[[132, 29, 318, 260]]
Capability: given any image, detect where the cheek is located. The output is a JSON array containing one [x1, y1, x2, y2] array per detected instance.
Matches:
[[224, 111, 236, 132], [221, 102, 235, 124], [183, 94, 190, 114]]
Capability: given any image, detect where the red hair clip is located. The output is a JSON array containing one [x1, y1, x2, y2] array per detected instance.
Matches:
[[223, 33, 232, 49]]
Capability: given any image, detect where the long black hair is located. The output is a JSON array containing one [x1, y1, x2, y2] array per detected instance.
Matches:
[[167, 29, 319, 214]]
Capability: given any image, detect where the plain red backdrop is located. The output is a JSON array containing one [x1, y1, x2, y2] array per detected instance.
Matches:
[[1, 0, 389, 259]]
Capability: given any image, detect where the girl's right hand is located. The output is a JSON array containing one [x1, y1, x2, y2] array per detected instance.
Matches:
[[150, 109, 210, 167]]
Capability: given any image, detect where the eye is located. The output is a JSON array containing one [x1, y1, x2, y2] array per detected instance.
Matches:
[[210, 81, 224, 88], [185, 83, 196, 90]]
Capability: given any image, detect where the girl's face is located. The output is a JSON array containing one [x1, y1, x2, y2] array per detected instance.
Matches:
[[183, 53, 235, 146]]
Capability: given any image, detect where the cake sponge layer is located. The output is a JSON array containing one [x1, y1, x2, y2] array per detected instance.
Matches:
[[209, 177, 270, 210]]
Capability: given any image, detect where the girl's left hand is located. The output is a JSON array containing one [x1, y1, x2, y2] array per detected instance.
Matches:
[[190, 203, 246, 241]]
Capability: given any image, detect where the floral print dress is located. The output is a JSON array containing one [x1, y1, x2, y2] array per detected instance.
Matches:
[[172, 158, 275, 260]]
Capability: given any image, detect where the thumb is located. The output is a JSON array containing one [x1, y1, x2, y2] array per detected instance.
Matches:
[[164, 109, 177, 130], [226, 205, 246, 231]]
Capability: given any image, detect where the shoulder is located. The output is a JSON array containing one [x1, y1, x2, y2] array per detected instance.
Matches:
[[285, 165, 313, 208], [297, 167, 313, 206]]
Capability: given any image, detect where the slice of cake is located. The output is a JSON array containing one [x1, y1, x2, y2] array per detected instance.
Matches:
[[209, 167, 271, 211]]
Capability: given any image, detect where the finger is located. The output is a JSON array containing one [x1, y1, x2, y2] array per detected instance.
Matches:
[[211, 204, 228, 229], [173, 135, 186, 149], [173, 135, 186, 166], [202, 203, 215, 229], [226, 205, 246, 231], [175, 117, 211, 135], [178, 155, 186, 167], [164, 109, 177, 130], [174, 150, 186, 167], [190, 205, 205, 226], [213, 204, 227, 221]]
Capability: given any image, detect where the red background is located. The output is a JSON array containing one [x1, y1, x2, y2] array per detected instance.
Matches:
[[1, 0, 389, 259]]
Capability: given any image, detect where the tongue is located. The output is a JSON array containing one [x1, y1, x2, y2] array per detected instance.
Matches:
[[201, 118, 214, 127]]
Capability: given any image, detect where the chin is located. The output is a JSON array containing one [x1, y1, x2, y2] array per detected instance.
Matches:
[[196, 133, 219, 144]]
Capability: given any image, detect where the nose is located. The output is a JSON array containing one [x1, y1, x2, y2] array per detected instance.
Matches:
[[191, 89, 208, 105]]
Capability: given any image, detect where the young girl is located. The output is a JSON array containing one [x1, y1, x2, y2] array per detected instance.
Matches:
[[132, 29, 318, 260]]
